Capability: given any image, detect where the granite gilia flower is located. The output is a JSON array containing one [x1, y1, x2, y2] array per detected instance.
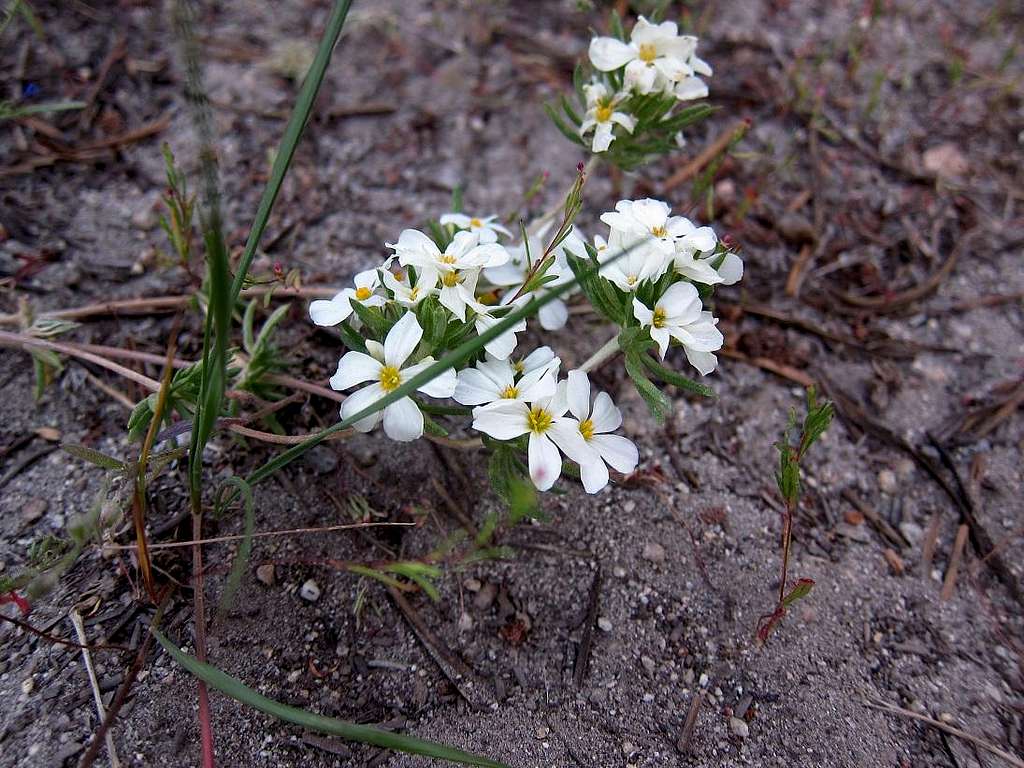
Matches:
[[579, 81, 636, 153], [439, 213, 512, 244], [632, 281, 724, 374], [309, 268, 386, 327], [589, 16, 705, 96], [560, 370, 638, 493], [329, 312, 456, 442]]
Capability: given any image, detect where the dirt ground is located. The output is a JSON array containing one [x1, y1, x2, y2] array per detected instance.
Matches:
[[1, 1, 1023, 766]]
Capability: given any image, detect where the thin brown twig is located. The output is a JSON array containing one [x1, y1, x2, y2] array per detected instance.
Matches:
[[104, 520, 415, 551], [662, 118, 750, 193]]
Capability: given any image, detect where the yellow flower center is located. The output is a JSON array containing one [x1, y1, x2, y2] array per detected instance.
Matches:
[[595, 104, 614, 123], [469, 218, 483, 228], [500, 385, 519, 399], [355, 286, 372, 300], [512, 359, 525, 374], [526, 406, 552, 435], [638, 43, 657, 64], [441, 271, 460, 288], [579, 418, 594, 441], [626, 274, 638, 286], [652, 307, 667, 329], [379, 365, 401, 392], [651, 225, 667, 238], [440, 254, 458, 264], [409, 286, 420, 300]]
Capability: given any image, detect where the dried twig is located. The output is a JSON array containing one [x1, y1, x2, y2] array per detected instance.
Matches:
[[941, 524, 969, 601], [662, 119, 750, 193], [676, 690, 704, 754], [572, 565, 602, 688], [70, 609, 121, 768]]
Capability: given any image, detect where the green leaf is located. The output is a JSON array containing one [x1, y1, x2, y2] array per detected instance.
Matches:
[[624, 349, 670, 423], [62, 444, 128, 472], [781, 578, 815, 608], [154, 631, 508, 767], [335, 319, 368, 353], [214, 477, 255, 620], [349, 299, 390, 340], [640, 354, 715, 398]]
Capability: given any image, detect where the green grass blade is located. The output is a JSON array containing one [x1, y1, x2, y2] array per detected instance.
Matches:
[[154, 631, 508, 767], [0, 100, 85, 120], [214, 477, 255, 620], [228, 0, 353, 303]]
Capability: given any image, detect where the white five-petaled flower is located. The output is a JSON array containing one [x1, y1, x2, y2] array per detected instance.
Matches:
[[309, 269, 386, 327], [388, 229, 509, 321], [594, 229, 672, 293], [559, 370, 639, 493], [510, 346, 561, 379], [329, 312, 456, 442], [382, 267, 436, 308], [469, 298, 528, 360], [632, 281, 724, 375], [438, 213, 512, 244], [453, 354, 558, 408], [579, 81, 636, 153], [471, 381, 586, 492], [484, 225, 584, 331], [589, 16, 710, 97]]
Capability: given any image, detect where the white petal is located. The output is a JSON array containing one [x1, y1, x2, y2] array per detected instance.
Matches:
[[517, 369, 556, 403], [384, 311, 423, 367], [365, 340, 385, 363], [660, 281, 701, 316], [485, 259, 527, 286], [566, 370, 591, 422], [590, 433, 639, 474], [353, 269, 380, 290], [625, 59, 658, 93], [633, 297, 655, 326], [589, 37, 636, 71], [439, 284, 468, 321], [528, 434, 562, 491], [453, 367, 502, 405], [675, 76, 708, 101], [592, 122, 615, 153], [309, 294, 353, 326], [538, 298, 569, 331], [390, 228, 439, 257], [329, 351, 381, 391], [684, 348, 718, 376], [611, 111, 636, 133], [439, 213, 471, 228], [685, 226, 718, 253], [579, 450, 610, 494], [402, 358, 457, 398], [341, 383, 386, 433], [589, 391, 622, 433], [651, 326, 671, 359], [472, 401, 529, 440], [520, 346, 556, 375], [382, 396, 423, 442], [548, 419, 591, 464], [691, 55, 712, 77], [674, 253, 723, 285], [716, 252, 743, 285], [465, 242, 510, 268], [654, 55, 688, 82]]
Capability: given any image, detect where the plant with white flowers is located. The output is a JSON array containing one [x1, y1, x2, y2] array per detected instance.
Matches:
[[306, 9, 742, 513], [547, 11, 714, 169]]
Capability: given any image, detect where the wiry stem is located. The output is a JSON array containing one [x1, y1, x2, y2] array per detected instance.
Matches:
[[578, 334, 621, 373]]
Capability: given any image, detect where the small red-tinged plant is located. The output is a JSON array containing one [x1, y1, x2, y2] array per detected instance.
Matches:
[[0, 591, 31, 616], [757, 386, 833, 644]]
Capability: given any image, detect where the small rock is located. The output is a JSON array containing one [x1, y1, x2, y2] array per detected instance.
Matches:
[[299, 579, 321, 602], [535, 726, 549, 740], [255, 564, 275, 586], [622, 500, 636, 514], [922, 143, 968, 179], [304, 445, 338, 474], [597, 617, 613, 632], [350, 446, 377, 468], [777, 212, 815, 245], [589, 687, 608, 704], [894, 458, 915, 479], [22, 499, 47, 525], [843, 509, 864, 526], [698, 672, 709, 688], [21, 677, 34, 694], [729, 717, 749, 739], [612, 566, 626, 579], [642, 542, 666, 564], [457, 611, 473, 632], [877, 469, 898, 495], [640, 655, 656, 675], [474, 582, 497, 611], [131, 202, 158, 231], [882, 548, 904, 575], [463, 578, 482, 592], [899, 521, 924, 547]]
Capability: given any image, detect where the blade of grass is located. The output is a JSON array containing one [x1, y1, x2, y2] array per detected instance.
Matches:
[[154, 631, 509, 767], [227, 0, 353, 304]]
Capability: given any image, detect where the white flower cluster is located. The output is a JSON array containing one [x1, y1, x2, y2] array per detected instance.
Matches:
[[581, 16, 712, 153], [310, 196, 739, 495]]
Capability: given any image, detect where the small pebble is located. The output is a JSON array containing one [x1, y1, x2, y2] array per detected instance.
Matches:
[[597, 617, 613, 632], [878, 469, 898, 494], [299, 579, 321, 602], [641, 655, 656, 675], [255, 564, 275, 586], [729, 717, 749, 739], [612, 566, 626, 579], [21, 498, 47, 525], [21, 677, 34, 694], [642, 542, 666, 564]]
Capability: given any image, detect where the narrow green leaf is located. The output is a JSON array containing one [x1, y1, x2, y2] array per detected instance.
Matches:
[[640, 354, 715, 398], [215, 477, 255, 619], [62, 443, 128, 472], [154, 632, 508, 767]]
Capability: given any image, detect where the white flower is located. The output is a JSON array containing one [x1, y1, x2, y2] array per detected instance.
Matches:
[[579, 82, 635, 153], [470, 298, 527, 360], [484, 225, 584, 331], [595, 230, 672, 292], [511, 346, 560, 378], [438, 213, 512, 244], [382, 266, 436, 307], [632, 281, 724, 374], [589, 16, 707, 96], [309, 268, 386, 327], [388, 229, 509, 276], [560, 370, 639, 493], [453, 355, 558, 407], [329, 312, 456, 442], [471, 381, 587, 492]]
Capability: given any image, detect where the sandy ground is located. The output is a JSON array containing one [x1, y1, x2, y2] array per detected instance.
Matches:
[[1, 1, 1023, 766]]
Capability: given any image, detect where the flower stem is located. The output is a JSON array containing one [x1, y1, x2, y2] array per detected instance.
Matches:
[[528, 155, 600, 237], [578, 334, 620, 373]]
